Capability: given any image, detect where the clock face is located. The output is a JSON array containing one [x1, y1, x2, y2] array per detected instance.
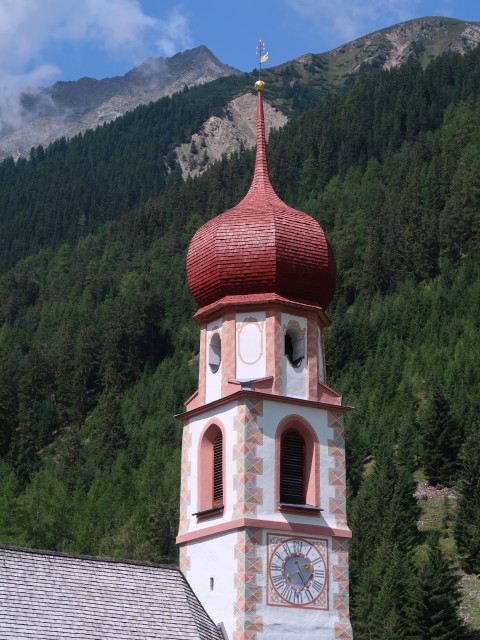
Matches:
[[267, 534, 328, 609]]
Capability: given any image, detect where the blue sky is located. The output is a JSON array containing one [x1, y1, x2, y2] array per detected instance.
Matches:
[[0, 0, 479, 93]]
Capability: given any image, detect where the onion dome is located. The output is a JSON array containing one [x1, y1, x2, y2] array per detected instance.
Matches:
[[186, 80, 336, 311]]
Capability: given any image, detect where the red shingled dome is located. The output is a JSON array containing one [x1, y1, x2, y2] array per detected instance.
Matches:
[[186, 90, 336, 311]]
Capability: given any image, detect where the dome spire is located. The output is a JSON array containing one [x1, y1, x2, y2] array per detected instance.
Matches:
[[242, 79, 279, 201], [186, 49, 337, 314], [242, 40, 277, 200]]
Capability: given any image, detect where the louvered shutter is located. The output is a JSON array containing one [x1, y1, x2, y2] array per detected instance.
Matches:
[[213, 433, 223, 505], [280, 430, 305, 504]]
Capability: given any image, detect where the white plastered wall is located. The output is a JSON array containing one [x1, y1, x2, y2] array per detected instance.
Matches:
[[186, 530, 237, 636]]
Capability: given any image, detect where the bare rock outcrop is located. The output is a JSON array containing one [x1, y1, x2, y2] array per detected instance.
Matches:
[[175, 93, 288, 180]]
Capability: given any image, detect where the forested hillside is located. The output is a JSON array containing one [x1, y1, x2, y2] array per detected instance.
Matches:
[[0, 45, 479, 638]]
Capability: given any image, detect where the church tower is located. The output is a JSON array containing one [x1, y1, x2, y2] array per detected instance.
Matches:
[[176, 80, 353, 640]]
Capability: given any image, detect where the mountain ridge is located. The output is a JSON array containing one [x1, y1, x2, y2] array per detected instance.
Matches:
[[1, 16, 479, 165], [0, 46, 240, 160]]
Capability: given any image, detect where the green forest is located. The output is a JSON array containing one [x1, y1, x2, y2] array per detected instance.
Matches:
[[0, 44, 479, 639]]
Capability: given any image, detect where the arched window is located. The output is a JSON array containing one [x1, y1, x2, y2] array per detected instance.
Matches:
[[284, 326, 304, 367], [280, 429, 305, 504], [276, 416, 320, 513], [196, 422, 225, 518], [213, 432, 223, 506], [209, 333, 221, 373]]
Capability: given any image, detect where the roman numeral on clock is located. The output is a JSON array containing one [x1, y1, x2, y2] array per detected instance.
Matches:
[[312, 580, 323, 593], [281, 585, 294, 601], [293, 590, 304, 604], [272, 574, 284, 588], [292, 539, 303, 553]]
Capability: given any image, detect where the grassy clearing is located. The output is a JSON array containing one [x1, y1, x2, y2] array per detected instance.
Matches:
[[416, 477, 480, 636]]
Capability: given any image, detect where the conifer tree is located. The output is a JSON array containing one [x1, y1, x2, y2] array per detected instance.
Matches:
[[420, 379, 461, 486], [0, 472, 25, 544], [369, 544, 417, 640], [414, 535, 466, 640], [454, 426, 480, 573]]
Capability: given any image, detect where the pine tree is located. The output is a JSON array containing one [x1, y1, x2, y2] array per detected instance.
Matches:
[[0, 471, 26, 545], [415, 535, 466, 640], [20, 468, 71, 550], [0, 352, 18, 457], [420, 379, 461, 486], [369, 545, 417, 640], [454, 427, 480, 573]]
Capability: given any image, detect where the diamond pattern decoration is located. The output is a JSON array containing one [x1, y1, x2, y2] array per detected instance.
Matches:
[[233, 632, 257, 640], [233, 401, 263, 519], [327, 412, 348, 529], [237, 457, 263, 474], [333, 566, 349, 582], [328, 414, 353, 639], [178, 425, 192, 536], [244, 398, 263, 415], [179, 544, 190, 573], [329, 468, 346, 486], [334, 594, 349, 611], [332, 536, 353, 640], [336, 622, 354, 639], [234, 528, 263, 640], [328, 441, 344, 458], [333, 539, 349, 553], [329, 498, 347, 515], [328, 412, 344, 429]]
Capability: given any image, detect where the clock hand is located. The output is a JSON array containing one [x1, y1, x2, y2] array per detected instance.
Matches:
[[294, 568, 309, 587], [297, 562, 312, 585]]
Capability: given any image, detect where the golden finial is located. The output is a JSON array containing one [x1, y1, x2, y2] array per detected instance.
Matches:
[[255, 39, 269, 89]]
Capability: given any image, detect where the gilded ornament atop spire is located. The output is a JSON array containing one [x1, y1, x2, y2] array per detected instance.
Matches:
[[256, 39, 268, 89]]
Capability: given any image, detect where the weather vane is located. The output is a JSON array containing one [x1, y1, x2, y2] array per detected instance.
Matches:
[[256, 39, 269, 78]]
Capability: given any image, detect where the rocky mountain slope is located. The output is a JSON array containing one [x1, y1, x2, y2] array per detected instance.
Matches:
[[1, 16, 479, 163], [175, 17, 480, 179], [175, 93, 288, 179], [0, 46, 240, 160], [317, 16, 480, 80]]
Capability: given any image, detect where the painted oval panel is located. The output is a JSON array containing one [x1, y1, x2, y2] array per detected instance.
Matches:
[[238, 321, 263, 366]]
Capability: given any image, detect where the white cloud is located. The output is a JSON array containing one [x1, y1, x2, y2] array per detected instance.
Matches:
[[0, 0, 192, 84], [0, 65, 60, 134], [156, 8, 193, 57], [285, 0, 420, 41], [0, 0, 152, 73], [0, 0, 192, 135]]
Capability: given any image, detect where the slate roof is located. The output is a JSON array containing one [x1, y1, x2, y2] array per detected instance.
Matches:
[[0, 545, 223, 640]]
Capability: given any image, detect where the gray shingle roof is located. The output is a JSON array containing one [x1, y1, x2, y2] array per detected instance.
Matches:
[[0, 545, 223, 640]]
